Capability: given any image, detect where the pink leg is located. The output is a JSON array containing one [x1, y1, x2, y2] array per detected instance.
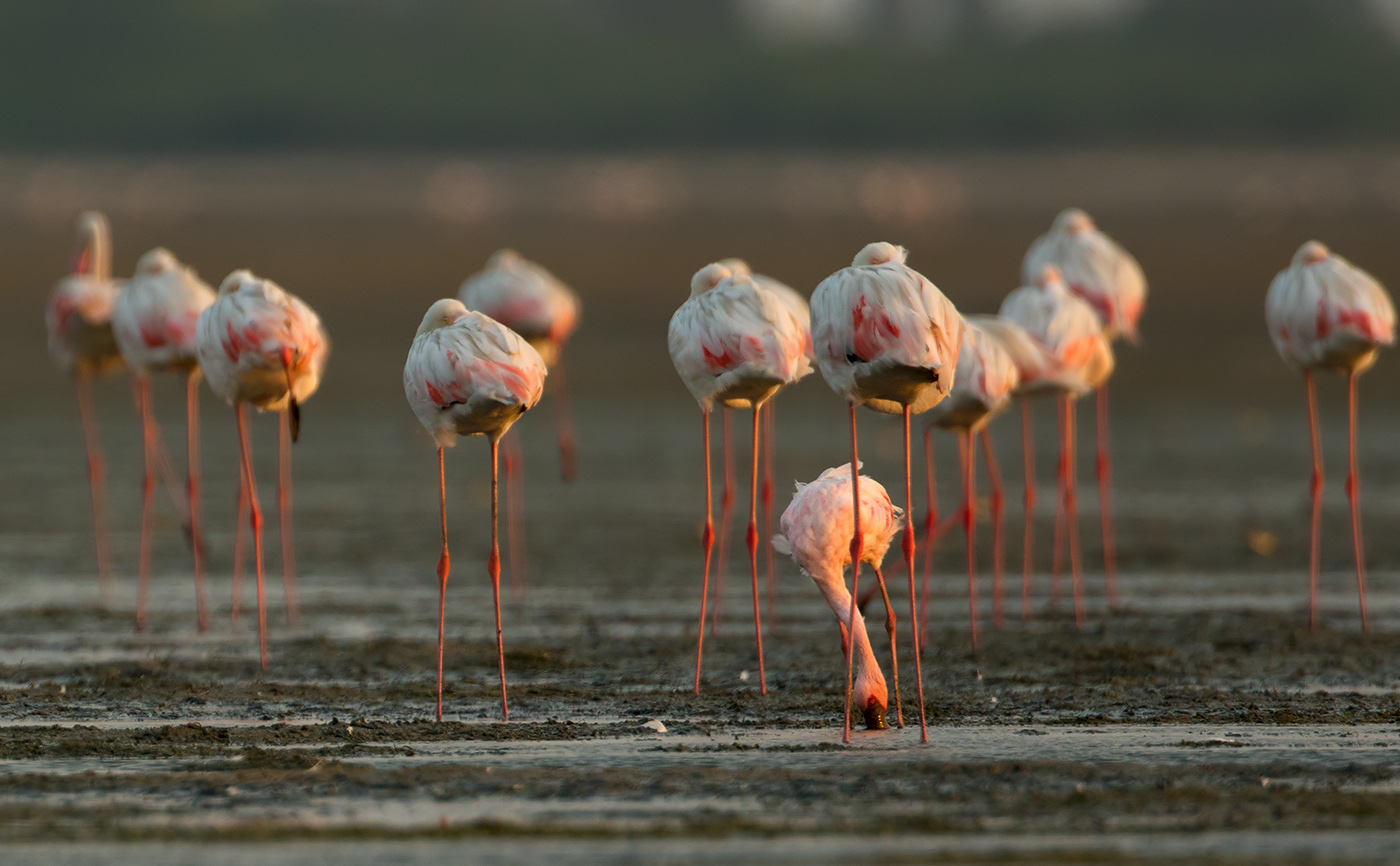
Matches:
[[504, 432, 527, 599], [1346, 370, 1370, 633], [187, 372, 208, 633], [746, 407, 767, 695], [278, 408, 299, 626], [918, 426, 937, 645], [1065, 395, 1086, 630], [136, 375, 156, 633], [553, 354, 577, 483], [435, 446, 451, 722], [1020, 400, 1036, 624], [1304, 370, 1322, 632], [232, 467, 247, 624], [694, 410, 714, 694], [711, 408, 735, 634], [981, 427, 1006, 630], [762, 402, 777, 632], [1095, 385, 1118, 609], [1051, 396, 1068, 610], [235, 403, 268, 671], [146, 396, 194, 551], [843, 404, 863, 745], [74, 370, 114, 603], [871, 563, 902, 729], [960, 429, 980, 652], [489, 438, 509, 719], [902, 407, 926, 741]]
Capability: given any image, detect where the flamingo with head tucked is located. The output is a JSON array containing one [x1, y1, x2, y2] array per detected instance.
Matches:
[[46, 212, 123, 599], [1266, 241, 1395, 633], [404, 299, 547, 721], [810, 242, 963, 745], [195, 271, 329, 669]]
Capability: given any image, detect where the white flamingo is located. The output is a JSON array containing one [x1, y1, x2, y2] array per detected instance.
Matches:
[[112, 248, 216, 632], [195, 271, 329, 669], [404, 299, 547, 721], [1000, 265, 1114, 627], [772, 463, 901, 734], [46, 212, 123, 598], [811, 242, 963, 744], [669, 263, 811, 697], [1266, 241, 1395, 632], [1023, 208, 1146, 604]]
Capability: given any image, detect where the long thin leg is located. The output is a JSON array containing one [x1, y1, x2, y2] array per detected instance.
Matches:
[[843, 404, 863, 745], [553, 354, 577, 483], [694, 410, 714, 694], [1051, 396, 1068, 610], [232, 469, 247, 624], [871, 564, 902, 728], [919, 426, 937, 644], [74, 370, 113, 603], [278, 407, 299, 626], [1095, 385, 1118, 610], [1305, 370, 1323, 633], [1346, 370, 1370, 633], [504, 432, 527, 599], [235, 403, 268, 671], [136, 375, 156, 633], [187, 371, 208, 633], [961, 429, 980, 652], [146, 397, 194, 551], [1065, 395, 1086, 630], [746, 406, 767, 695], [436, 446, 450, 722], [489, 438, 508, 719], [762, 402, 777, 632], [712, 407, 735, 634], [981, 428, 1006, 630], [1020, 400, 1036, 624], [902, 406, 927, 742]]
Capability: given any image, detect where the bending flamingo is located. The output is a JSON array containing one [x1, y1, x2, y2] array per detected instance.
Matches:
[[1023, 209, 1145, 607], [46, 211, 123, 599], [670, 263, 811, 697], [927, 318, 1019, 646], [112, 248, 216, 632], [404, 299, 546, 721], [811, 242, 963, 744], [1265, 241, 1395, 633], [772, 463, 900, 734], [196, 271, 329, 669], [1000, 265, 1114, 628]]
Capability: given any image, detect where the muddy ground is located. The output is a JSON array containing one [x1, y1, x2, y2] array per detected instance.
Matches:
[[4, 152, 1400, 860]]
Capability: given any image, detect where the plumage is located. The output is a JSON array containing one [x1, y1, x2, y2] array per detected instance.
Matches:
[[1000, 265, 1115, 395], [810, 242, 963, 415], [927, 319, 1020, 432], [458, 249, 580, 367], [717, 258, 812, 360], [1265, 241, 1396, 374], [47, 212, 122, 376], [1022, 208, 1146, 343], [113, 248, 216, 373]]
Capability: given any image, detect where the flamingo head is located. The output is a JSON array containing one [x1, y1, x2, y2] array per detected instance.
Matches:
[[689, 263, 733, 297], [1054, 207, 1095, 236], [417, 298, 470, 336], [487, 248, 524, 270], [852, 242, 907, 268], [1035, 264, 1066, 291], [1296, 240, 1330, 266], [135, 247, 179, 277], [218, 269, 260, 296], [71, 211, 110, 278], [855, 669, 889, 730], [716, 257, 752, 277]]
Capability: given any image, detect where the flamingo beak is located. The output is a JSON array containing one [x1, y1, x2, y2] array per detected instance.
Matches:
[[862, 698, 888, 731], [280, 347, 301, 443]]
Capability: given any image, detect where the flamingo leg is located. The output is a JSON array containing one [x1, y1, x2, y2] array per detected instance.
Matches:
[[918, 425, 937, 647], [278, 407, 299, 626], [1346, 370, 1370, 633], [489, 438, 508, 719], [981, 427, 1006, 630], [694, 409, 714, 694], [553, 354, 577, 483], [871, 563, 902, 729], [902, 406, 927, 741], [1020, 400, 1036, 624], [1051, 396, 1068, 611], [843, 403, 863, 745], [1305, 370, 1323, 632], [187, 371, 208, 633], [136, 374, 156, 634], [762, 402, 776, 633], [235, 403, 268, 671], [504, 431, 527, 599], [960, 429, 980, 653], [1065, 395, 1086, 630], [233, 469, 248, 624], [1095, 385, 1118, 609], [746, 406, 768, 695], [74, 370, 113, 603], [436, 446, 451, 722], [143, 386, 194, 553], [711, 408, 735, 634]]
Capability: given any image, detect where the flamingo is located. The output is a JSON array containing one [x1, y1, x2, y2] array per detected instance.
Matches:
[[716, 258, 813, 633], [669, 263, 811, 697], [811, 242, 963, 745], [1023, 208, 1146, 607], [195, 271, 329, 670], [772, 463, 901, 738], [1000, 265, 1114, 628], [927, 318, 1019, 647], [404, 299, 547, 722], [112, 248, 216, 632], [1265, 241, 1395, 633], [46, 211, 123, 599]]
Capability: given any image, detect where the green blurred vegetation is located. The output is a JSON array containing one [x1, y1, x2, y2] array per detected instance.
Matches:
[[2, 0, 1399, 151]]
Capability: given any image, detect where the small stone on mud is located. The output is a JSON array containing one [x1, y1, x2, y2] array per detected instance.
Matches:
[[739, 670, 750, 682]]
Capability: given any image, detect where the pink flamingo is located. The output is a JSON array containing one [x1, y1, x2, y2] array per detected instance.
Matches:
[[670, 263, 811, 697], [196, 271, 329, 670], [772, 463, 901, 739], [1000, 265, 1114, 627], [811, 242, 964, 745], [404, 299, 547, 722], [1265, 241, 1395, 633], [112, 249, 216, 633], [46, 212, 123, 600], [1023, 209, 1145, 607]]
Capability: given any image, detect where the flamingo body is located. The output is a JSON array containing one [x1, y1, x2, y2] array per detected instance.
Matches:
[[999, 266, 1114, 395], [1266, 241, 1396, 374], [113, 249, 216, 373], [47, 212, 122, 377], [459, 250, 580, 368], [1023, 208, 1146, 343], [928, 319, 1020, 432]]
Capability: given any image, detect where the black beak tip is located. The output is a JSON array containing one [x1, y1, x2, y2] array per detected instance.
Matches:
[[289, 397, 301, 443], [862, 702, 888, 731]]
